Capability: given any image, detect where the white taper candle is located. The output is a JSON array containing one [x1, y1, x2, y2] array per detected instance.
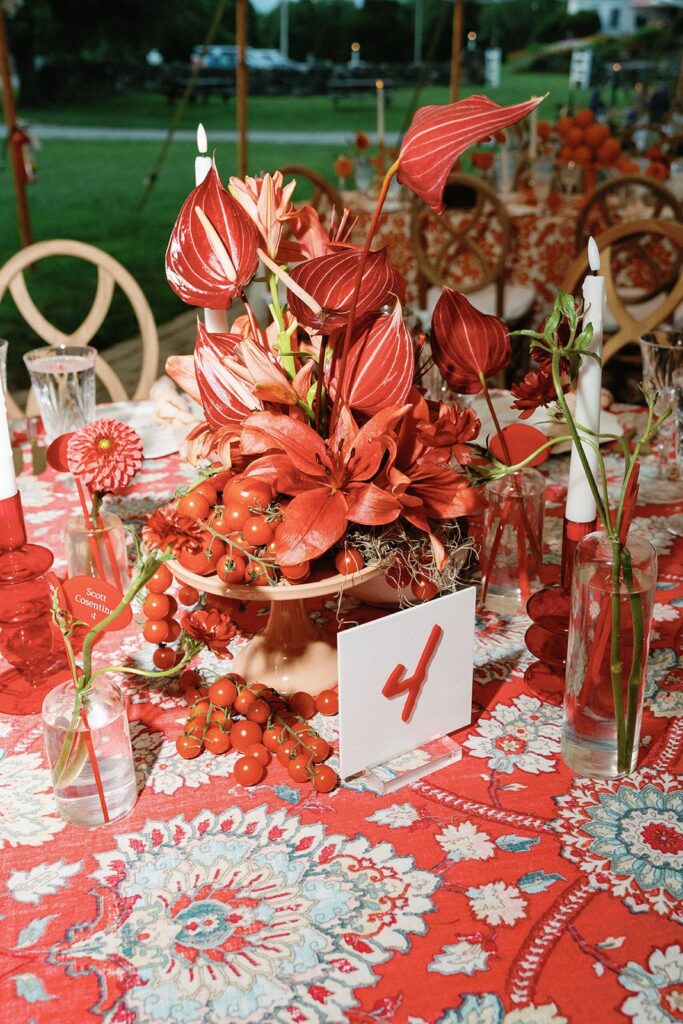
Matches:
[[565, 236, 605, 523], [0, 375, 17, 501]]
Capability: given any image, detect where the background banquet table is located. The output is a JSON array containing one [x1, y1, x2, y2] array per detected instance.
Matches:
[[1, 405, 682, 1024]]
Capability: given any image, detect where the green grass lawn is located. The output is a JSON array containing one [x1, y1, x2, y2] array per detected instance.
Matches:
[[2, 68, 593, 390]]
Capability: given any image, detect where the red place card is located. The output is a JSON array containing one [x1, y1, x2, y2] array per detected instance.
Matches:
[[62, 576, 131, 632]]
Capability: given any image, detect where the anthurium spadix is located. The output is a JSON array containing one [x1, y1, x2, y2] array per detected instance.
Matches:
[[166, 165, 259, 308], [397, 94, 545, 214]]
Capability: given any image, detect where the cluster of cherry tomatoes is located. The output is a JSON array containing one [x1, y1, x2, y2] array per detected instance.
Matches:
[[173, 472, 367, 586], [176, 668, 340, 792], [140, 561, 201, 669]]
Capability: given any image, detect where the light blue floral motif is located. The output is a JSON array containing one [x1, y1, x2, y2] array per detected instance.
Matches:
[[619, 944, 683, 1024], [48, 805, 438, 1024], [422, 994, 567, 1024], [557, 774, 683, 918], [644, 648, 683, 718]]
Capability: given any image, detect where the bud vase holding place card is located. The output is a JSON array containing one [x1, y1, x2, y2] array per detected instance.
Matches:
[[481, 467, 545, 615]]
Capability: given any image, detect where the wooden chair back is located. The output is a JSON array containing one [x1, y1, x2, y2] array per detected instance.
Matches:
[[277, 165, 343, 225], [575, 175, 682, 250], [0, 239, 159, 419], [410, 172, 511, 318], [562, 218, 683, 364]]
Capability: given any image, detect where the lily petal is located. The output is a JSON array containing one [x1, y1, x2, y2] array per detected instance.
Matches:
[[275, 487, 348, 564]]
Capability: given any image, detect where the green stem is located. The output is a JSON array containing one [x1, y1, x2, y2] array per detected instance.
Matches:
[[269, 271, 296, 378], [51, 693, 85, 789]]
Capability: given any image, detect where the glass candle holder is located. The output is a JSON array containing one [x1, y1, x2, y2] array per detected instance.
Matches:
[[42, 678, 137, 827], [64, 511, 130, 590], [23, 344, 96, 444], [481, 468, 545, 615], [562, 531, 657, 779]]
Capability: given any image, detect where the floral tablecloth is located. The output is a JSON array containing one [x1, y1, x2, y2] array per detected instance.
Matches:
[[1, 412, 682, 1024]]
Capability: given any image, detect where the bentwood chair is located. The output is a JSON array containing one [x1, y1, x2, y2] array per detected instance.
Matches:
[[562, 218, 683, 365], [410, 172, 536, 326], [575, 175, 682, 260], [0, 240, 159, 418]]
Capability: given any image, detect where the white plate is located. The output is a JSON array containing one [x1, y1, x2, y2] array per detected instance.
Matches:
[[468, 390, 622, 455], [96, 401, 186, 460]]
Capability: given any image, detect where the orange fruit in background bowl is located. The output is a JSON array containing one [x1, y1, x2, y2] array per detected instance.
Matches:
[[557, 116, 574, 139], [584, 123, 609, 149], [596, 138, 621, 165], [567, 126, 584, 147], [575, 145, 593, 166], [646, 161, 670, 181], [574, 108, 594, 127]]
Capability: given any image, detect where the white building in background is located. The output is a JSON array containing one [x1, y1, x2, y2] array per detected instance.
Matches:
[[567, 0, 683, 35]]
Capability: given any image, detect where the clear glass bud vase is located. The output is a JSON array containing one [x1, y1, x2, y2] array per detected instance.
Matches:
[[481, 468, 545, 615], [64, 511, 130, 590], [562, 531, 657, 779], [42, 678, 137, 827]]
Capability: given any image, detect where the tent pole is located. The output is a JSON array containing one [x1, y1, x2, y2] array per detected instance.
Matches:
[[450, 0, 464, 103], [0, 7, 32, 248], [236, 0, 248, 178]]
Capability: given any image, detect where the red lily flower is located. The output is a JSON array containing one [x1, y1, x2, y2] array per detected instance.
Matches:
[[431, 289, 511, 394], [166, 165, 259, 309], [278, 205, 356, 263], [286, 247, 404, 336], [397, 94, 544, 214], [332, 301, 414, 417], [240, 406, 407, 564]]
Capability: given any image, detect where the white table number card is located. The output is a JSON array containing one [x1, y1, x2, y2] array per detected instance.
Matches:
[[338, 587, 476, 784]]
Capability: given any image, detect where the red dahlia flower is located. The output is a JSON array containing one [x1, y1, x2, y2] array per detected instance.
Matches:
[[67, 418, 143, 492], [143, 504, 205, 556], [397, 94, 544, 214], [166, 165, 259, 309], [431, 289, 511, 394], [416, 401, 481, 464]]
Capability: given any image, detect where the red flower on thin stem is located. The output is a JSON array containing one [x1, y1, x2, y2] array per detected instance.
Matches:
[[430, 289, 511, 394], [67, 418, 143, 492], [511, 368, 568, 419], [181, 608, 237, 657], [143, 504, 205, 556]]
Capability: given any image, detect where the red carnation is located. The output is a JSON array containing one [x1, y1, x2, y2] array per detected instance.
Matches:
[[511, 368, 567, 419], [67, 418, 143, 492], [181, 608, 237, 657], [143, 504, 205, 556]]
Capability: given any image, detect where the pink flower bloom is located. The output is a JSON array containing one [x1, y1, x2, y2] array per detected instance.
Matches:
[[228, 171, 296, 259], [67, 418, 143, 492]]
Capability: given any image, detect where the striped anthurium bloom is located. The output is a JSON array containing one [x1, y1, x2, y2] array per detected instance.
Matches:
[[166, 165, 259, 308], [431, 288, 511, 394], [286, 247, 403, 336], [332, 301, 414, 417], [397, 94, 545, 214]]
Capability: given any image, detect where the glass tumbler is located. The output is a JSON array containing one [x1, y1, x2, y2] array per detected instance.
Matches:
[[64, 511, 130, 590], [481, 468, 545, 615], [23, 344, 97, 443], [639, 328, 683, 477]]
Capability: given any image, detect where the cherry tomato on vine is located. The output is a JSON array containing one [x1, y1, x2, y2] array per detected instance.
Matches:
[[165, 619, 181, 642], [246, 698, 270, 724], [411, 577, 438, 602], [185, 719, 207, 739], [213, 505, 250, 535], [210, 467, 233, 491], [233, 755, 264, 787], [263, 726, 285, 752], [204, 726, 231, 755], [287, 753, 313, 783], [177, 585, 199, 606], [177, 491, 211, 521], [334, 548, 364, 575], [209, 677, 237, 708], [312, 765, 338, 793], [243, 515, 274, 547], [234, 689, 256, 715], [153, 646, 177, 670], [245, 742, 271, 766], [315, 689, 339, 716], [209, 707, 229, 727], [217, 553, 247, 585], [288, 691, 316, 719], [245, 560, 270, 586], [281, 561, 310, 583], [143, 618, 170, 644], [176, 734, 203, 759], [227, 532, 256, 556], [147, 564, 172, 594], [193, 480, 218, 506], [143, 592, 172, 620], [223, 477, 273, 510], [276, 738, 301, 766], [178, 541, 225, 576], [307, 736, 331, 763], [179, 668, 203, 692], [230, 720, 263, 752]]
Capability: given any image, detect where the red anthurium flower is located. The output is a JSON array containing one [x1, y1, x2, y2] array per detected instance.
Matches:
[[416, 401, 481, 464], [397, 94, 544, 214], [240, 406, 407, 564], [511, 367, 568, 419], [431, 288, 511, 394], [332, 301, 414, 417], [166, 165, 260, 308], [286, 247, 403, 336]]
